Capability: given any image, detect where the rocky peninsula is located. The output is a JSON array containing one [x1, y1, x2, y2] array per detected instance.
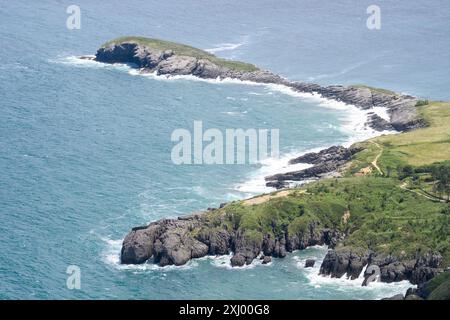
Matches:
[[94, 37, 424, 133], [92, 37, 449, 295]]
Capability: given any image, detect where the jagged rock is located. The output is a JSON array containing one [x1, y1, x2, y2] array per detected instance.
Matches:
[[121, 224, 161, 264], [382, 294, 405, 300], [262, 256, 272, 264], [320, 249, 370, 280], [231, 230, 263, 265], [365, 113, 394, 131], [94, 39, 424, 134], [289, 146, 353, 165], [230, 253, 246, 267], [305, 259, 315, 268], [320, 248, 444, 287], [266, 145, 363, 188], [197, 228, 231, 255], [265, 180, 289, 189]]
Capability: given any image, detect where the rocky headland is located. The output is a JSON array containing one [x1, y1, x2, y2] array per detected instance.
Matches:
[[91, 37, 448, 294], [93, 37, 425, 133]]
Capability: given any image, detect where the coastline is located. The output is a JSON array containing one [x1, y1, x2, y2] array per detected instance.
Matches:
[[77, 38, 448, 299], [74, 54, 397, 193]]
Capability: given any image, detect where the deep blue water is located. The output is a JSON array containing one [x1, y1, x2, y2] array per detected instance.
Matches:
[[1, 1, 449, 299]]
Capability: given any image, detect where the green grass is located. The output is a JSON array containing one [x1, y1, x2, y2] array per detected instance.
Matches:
[[201, 177, 449, 264], [101, 36, 259, 72], [416, 99, 429, 107], [421, 271, 450, 299], [350, 84, 397, 96], [347, 102, 450, 175]]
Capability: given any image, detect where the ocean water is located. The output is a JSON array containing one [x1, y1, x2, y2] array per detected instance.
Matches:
[[1, 1, 449, 299]]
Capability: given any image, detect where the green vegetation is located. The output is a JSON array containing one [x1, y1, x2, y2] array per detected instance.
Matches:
[[416, 99, 429, 107], [102, 36, 259, 72], [348, 102, 450, 175], [350, 84, 397, 96], [428, 279, 450, 300], [201, 177, 449, 263], [420, 272, 450, 300], [375, 102, 450, 167], [196, 100, 450, 268]]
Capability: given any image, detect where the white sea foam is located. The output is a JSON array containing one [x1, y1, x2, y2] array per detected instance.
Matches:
[[294, 246, 414, 299], [205, 42, 245, 54], [234, 151, 315, 195], [203, 253, 270, 270], [372, 106, 391, 121]]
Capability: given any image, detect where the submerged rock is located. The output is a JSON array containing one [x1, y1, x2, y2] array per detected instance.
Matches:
[[319, 248, 444, 286], [305, 259, 315, 268]]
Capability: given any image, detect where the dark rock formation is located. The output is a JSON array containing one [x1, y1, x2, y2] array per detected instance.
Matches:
[[319, 248, 443, 286], [120, 210, 337, 268], [365, 113, 394, 131], [265, 145, 363, 189], [305, 259, 315, 268], [262, 256, 272, 264]]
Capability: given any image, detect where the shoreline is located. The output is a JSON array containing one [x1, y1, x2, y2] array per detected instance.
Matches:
[[79, 38, 448, 299], [75, 54, 396, 193]]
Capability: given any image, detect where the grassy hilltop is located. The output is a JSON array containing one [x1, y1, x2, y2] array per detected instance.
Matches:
[[101, 36, 260, 72], [350, 101, 450, 172]]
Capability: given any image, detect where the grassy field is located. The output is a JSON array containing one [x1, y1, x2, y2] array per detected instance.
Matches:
[[102, 36, 260, 72], [350, 84, 397, 96], [348, 101, 450, 175]]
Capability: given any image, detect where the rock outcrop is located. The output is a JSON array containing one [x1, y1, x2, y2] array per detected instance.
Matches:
[[305, 259, 316, 268], [94, 38, 425, 133], [265, 145, 363, 188], [319, 248, 443, 286], [120, 210, 339, 268]]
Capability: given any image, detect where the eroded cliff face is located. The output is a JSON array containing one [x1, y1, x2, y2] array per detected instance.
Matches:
[[320, 248, 443, 285], [96, 39, 442, 287], [94, 41, 424, 133], [121, 211, 341, 267], [120, 210, 444, 286]]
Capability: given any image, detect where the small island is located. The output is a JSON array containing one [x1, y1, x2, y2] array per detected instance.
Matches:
[[93, 37, 450, 300]]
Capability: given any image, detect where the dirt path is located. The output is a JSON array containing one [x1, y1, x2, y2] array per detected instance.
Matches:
[[355, 141, 383, 176], [370, 141, 383, 175], [399, 182, 447, 203], [243, 190, 305, 205]]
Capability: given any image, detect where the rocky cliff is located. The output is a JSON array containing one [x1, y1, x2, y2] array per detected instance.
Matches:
[[265, 145, 364, 189], [94, 37, 445, 288], [120, 206, 444, 287], [121, 211, 341, 267]]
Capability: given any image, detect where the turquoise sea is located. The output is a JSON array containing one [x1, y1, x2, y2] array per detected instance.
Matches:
[[1, 1, 449, 299]]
